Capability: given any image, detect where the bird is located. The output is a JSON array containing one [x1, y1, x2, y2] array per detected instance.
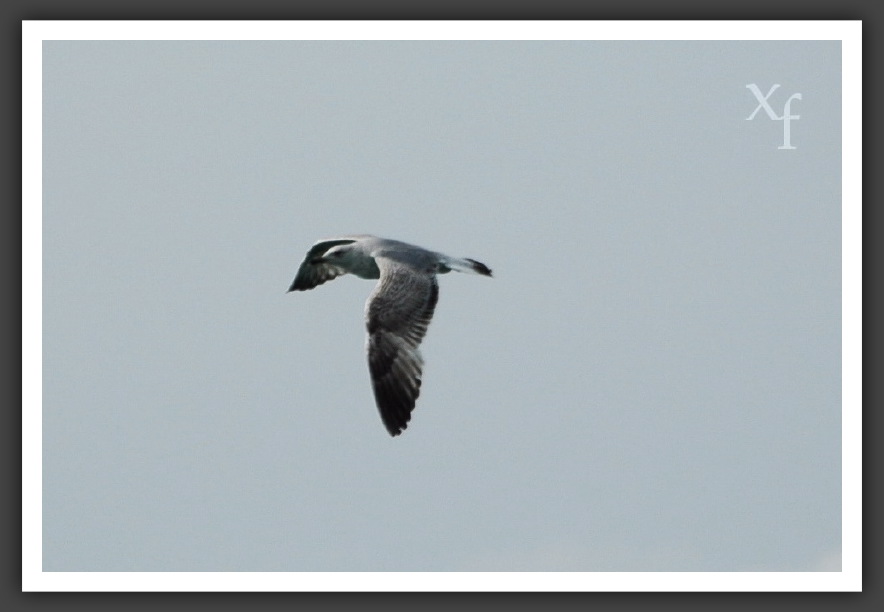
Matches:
[[287, 235, 492, 436]]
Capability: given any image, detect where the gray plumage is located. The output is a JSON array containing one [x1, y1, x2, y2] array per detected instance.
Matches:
[[288, 235, 492, 436]]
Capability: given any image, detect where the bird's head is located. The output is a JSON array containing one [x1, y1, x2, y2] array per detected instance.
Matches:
[[313, 244, 354, 267]]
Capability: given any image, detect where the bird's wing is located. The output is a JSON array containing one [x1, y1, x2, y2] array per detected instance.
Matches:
[[365, 257, 439, 436], [287, 239, 357, 291]]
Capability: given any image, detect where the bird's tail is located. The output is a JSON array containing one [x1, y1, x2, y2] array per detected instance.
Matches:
[[441, 256, 493, 277]]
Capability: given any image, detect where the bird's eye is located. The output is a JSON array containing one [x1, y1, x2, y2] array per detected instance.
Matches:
[[332, 251, 344, 258]]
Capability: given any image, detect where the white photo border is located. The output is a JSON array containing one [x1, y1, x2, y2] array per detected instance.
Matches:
[[22, 19, 862, 592]]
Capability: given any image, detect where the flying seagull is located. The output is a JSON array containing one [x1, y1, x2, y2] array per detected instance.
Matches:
[[288, 235, 492, 436]]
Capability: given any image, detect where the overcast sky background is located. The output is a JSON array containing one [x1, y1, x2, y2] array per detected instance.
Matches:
[[41, 40, 841, 572]]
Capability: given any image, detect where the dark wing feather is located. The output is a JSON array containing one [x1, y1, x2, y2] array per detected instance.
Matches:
[[365, 260, 439, 436], [287, 239, 357, 291]]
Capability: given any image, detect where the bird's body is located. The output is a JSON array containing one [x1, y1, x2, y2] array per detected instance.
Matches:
[[288, 235, 492, 436]]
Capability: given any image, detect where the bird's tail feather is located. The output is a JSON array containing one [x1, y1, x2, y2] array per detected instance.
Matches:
[[442, 256, 493, 277]]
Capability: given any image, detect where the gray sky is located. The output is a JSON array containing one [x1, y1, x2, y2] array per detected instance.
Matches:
[[40, 40, 842, 573]]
